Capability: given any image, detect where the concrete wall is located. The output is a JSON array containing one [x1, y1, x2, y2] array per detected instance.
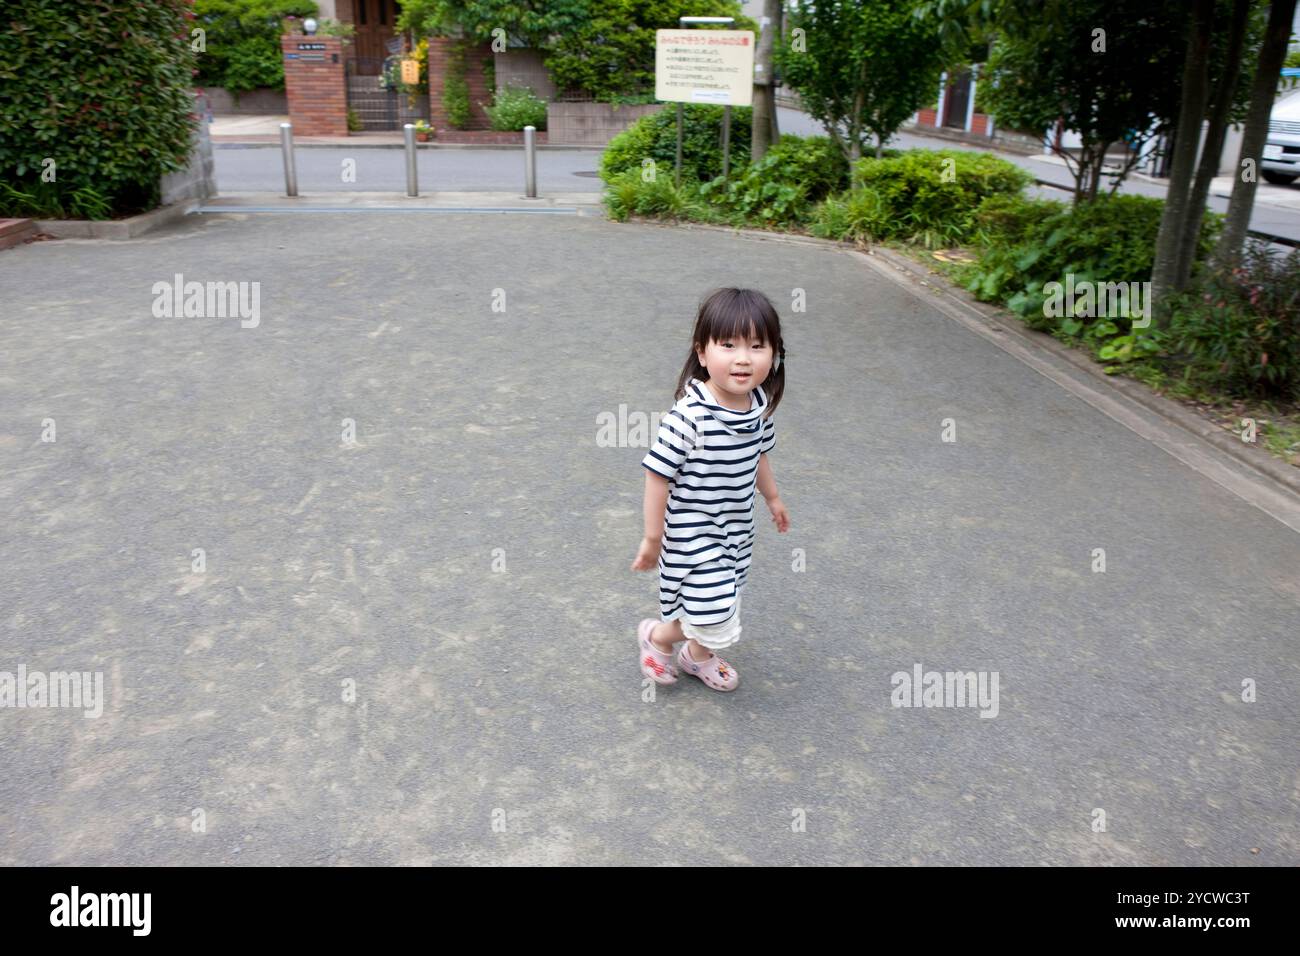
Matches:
[[495, 48, 555, 101], [161, 94, 217, 204], [547, 102, 663, 146], [202, 87, 288, 116]]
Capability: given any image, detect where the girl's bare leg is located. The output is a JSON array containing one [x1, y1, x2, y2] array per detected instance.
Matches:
[[650, 619, 684, 654], [651, 620, 713, 661]]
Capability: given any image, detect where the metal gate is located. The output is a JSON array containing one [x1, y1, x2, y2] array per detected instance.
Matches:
[[345, 55, 430, 132]]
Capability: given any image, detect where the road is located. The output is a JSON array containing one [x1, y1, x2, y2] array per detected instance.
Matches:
[[210, 105, 1300, 244]]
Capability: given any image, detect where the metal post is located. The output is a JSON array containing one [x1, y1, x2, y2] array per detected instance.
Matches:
[[524, 125, 537, 198], [279, 122, 298, 197], [722, 105, 731, 179], [403, 123, 418, 197], [676, 104, 683, 189]]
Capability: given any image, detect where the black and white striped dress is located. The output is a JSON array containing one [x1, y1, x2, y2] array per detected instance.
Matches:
[[641, 378, 776, 627]]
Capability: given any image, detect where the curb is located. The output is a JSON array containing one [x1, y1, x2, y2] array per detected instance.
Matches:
[[35, 199, 201, 240], [619, 214, 1300, 503]]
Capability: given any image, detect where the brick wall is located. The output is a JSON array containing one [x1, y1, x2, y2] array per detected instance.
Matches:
[[281, 34, 348, 136], [428, 37, 496, 131]]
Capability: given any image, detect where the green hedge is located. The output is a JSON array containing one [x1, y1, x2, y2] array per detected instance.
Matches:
[[0, 0, 200, 218], [810, 149, 1032, 248], [600, 105, 752, 186]]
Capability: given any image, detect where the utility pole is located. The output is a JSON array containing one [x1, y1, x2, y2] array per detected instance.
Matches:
[[752, 0, 781, 162]]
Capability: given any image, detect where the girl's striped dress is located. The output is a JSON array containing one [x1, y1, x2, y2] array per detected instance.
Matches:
[[641, 378, 776, 627]]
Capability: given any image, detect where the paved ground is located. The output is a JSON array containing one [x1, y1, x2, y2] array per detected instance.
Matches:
[[1, 210, 1298, 865]]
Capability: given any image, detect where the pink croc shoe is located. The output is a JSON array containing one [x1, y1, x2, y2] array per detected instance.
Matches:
[[676, 644, 739, 692], [638, 619, 678, 685]]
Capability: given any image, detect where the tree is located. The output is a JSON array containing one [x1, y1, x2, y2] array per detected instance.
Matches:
[[978, 0, 1185, 203], [397, 0, 586, 49], [1213, 0, 1299, 268], [1151, 0, 1215, 310], [777, 0, 949, 163], [1174, 0, 1253, 290]]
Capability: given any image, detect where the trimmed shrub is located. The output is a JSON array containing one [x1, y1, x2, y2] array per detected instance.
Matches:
[[600, 105, 752, 186], [1, 0, 201, 218], [810, 149, 1031, 247]]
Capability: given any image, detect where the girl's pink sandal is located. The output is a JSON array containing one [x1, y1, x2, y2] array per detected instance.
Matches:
[[676, 645, 739, 692], [638, 619, 678, 685]]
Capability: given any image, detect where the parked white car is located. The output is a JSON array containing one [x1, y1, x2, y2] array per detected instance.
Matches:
[[1263, 86, 1300, 185]]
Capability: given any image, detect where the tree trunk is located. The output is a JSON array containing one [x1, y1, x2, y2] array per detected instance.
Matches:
[[1213, 0, 1299, 269], [1176, 0, 1251, 288], [1090, 141, 1110, 201], [1151, 0, 1214, 323], [751, 0, 779, 163]]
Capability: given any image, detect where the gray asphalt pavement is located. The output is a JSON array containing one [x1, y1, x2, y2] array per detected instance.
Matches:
[[1, 210, 1297, 864]]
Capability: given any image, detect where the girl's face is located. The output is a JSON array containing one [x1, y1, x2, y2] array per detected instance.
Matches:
[[695, 326, 774, 407]]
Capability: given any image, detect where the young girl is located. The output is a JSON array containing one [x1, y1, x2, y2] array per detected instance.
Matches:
[[631, 288, 790, 692]]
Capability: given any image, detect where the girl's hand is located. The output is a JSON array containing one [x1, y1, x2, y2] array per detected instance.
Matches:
[[767, 496, 790, 533], [631, 536, 661, 572]]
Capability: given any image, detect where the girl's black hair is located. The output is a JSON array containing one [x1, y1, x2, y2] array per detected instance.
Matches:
[[674, 287, 785, 418]]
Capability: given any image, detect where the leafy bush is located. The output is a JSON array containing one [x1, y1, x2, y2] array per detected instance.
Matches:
[[964, 194, 1220, 330], [697, 135, 849, 225], [0, 180, 112, 220], [602, 168, 737, 225], [810, 149, 1031, 248], [442, 40, 471, 129], [220, 36, 284, 95], [1164, 242, 1300, 400], [194, 0, 318, 94], [600, 105, 752, 185], [0, 0, 200, 218], [969, 193, 1052, 247], [485, 86, 548, 131]]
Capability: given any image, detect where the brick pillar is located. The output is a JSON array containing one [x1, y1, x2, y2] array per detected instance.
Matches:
[[281, 34, 348, 136], [428, 36, 496, 132]]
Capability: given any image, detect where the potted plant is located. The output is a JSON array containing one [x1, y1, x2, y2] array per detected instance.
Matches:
[[414, 120, 434, 142]]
